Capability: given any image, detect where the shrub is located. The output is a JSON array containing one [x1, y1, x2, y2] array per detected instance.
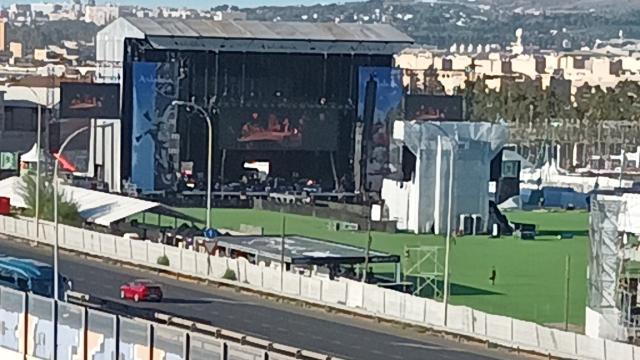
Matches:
[[157, 255, 170, 266], [222, 269, 237, 281]]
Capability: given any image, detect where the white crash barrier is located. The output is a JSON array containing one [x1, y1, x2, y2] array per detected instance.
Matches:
[[447, 304, 473, 333], [164, 246, 181, 269], [344, 280, 364, 308], [262, 267, 282, 292], [131, 240, 148, 263], [245, 262, 263, 287], [4, 215, 640, 360], [282, 272, 301, 295], [605, 339, 634, 360], [537, 325, 577, 357], [195, 252, 210, 277], [209, 256, 228, 278], [300, 276, 322, 301], [404, 294, 426, 323], [576, 334, 606, 360], [471, 309, 488, 336], [512, 318, 539, 348], [425, 299, 445, 327], [321, 279, 347, 305], [383, 289, 404, 319], [181, 249, 197, 275], [116, 237, 133, 259], [362, 284, 385, 314], [485, 313, 512, 342]]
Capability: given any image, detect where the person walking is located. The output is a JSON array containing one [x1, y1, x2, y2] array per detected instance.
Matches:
[[489, 266, 497, 285]]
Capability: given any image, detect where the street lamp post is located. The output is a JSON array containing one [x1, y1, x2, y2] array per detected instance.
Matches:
[[171, 100, 214, 229], [424, 123, 457, 327], [53, 126, 89, 301], [19, 86, 44, 240], [35, 104, 42, 240]]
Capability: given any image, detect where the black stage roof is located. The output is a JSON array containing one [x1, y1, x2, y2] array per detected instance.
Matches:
[[212, 235, 400, 266], [120, 17, 413, 54]]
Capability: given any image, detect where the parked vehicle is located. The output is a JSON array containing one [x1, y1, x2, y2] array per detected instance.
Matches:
[[0, 254, 72, 300], [120, 279, 163, 302]]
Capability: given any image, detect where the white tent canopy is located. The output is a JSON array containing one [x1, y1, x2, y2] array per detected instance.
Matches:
[[0, 176, 198, 227], [20, 143, 48, 163]]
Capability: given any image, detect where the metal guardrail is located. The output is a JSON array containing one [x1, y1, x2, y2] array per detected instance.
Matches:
[[67, 291, 342, 360]]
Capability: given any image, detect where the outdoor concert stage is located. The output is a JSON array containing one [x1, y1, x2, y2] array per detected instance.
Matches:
[[99, 17, 413, 194]]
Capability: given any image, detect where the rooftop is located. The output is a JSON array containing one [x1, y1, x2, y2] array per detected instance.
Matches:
[[0, 176, 201, 227], [212, 235, 400, 265], [102, 17, 412, 55], [123, 17, 413, 44]]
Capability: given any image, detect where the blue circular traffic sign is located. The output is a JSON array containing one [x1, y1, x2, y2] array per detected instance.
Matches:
[[204, 228, 218, 239]]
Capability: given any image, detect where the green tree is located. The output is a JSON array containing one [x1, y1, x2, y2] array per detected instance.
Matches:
[[17, 174, 83, 227]]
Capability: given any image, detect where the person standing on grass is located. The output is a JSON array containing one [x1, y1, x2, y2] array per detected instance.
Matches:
[[490, 266, 497, 285]]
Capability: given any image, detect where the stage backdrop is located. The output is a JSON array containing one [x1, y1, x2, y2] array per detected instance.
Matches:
[[357, 66, 403, 192], [405, 94, 464, 121], [131, 62, 180, 192], [217, 105, 339, 151]]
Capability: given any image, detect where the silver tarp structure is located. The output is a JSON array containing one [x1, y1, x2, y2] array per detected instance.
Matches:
[[586, 197, 625, 340], [382, 121, 508, 234]]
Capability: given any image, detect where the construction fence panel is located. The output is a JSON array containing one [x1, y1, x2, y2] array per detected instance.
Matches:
[[57, 302, 85, 360], [119, 317, 150, 360], [227, 342, 265, 360], [153, 324, 186, 360], [27, 295, 55, 360], [87, 309, 117, 360], [189, 333, 222, 360], [0, 287, 25, 353]]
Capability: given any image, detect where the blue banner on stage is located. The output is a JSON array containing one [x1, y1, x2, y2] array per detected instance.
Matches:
[[131, 62, 179, 192]]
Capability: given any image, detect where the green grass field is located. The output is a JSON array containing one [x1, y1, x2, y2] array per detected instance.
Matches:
[[140, 208, 589, 327]]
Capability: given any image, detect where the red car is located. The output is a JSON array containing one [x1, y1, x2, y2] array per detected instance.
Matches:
[[120, 279, 163, 302]]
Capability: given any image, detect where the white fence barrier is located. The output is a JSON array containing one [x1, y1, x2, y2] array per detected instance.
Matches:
[[0, 215, 631, 360]]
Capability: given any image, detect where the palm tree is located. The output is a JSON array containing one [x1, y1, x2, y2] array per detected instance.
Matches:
[[17, 174, 83, 227]]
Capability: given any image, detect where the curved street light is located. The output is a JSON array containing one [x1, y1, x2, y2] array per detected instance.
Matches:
[[53, 126, 89, 300], [171, 100, 214, 229]]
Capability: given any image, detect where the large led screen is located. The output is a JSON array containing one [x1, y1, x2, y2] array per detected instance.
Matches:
[[60, 83, 120, 119], [405, 95, 464, 121], [218, 106, 339, 151]]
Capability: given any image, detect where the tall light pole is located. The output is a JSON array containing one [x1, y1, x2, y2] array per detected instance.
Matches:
[[171, 100, 214, 229], [424, 122, 457, 327], [35, 104, 42, 240], [17, 86, 45, 240], [53, 126, 89, 301]]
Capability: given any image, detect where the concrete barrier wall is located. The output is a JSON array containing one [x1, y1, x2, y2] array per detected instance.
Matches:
[[0, 286, 302, 360], [0, 215, 636, 360]]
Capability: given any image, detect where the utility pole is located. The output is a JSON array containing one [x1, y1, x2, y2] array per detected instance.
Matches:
[[564, 255, 571, 331], [619, 130, 626, 189], [280, 216, 286, 292], [362, 215, 372, 283]]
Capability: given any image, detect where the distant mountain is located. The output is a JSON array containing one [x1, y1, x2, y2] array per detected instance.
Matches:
[[469, 0, 640, 11], [242, 0, 640, 50]]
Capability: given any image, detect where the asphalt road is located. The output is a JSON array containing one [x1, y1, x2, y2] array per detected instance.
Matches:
[[0, 235, 528, 360]]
